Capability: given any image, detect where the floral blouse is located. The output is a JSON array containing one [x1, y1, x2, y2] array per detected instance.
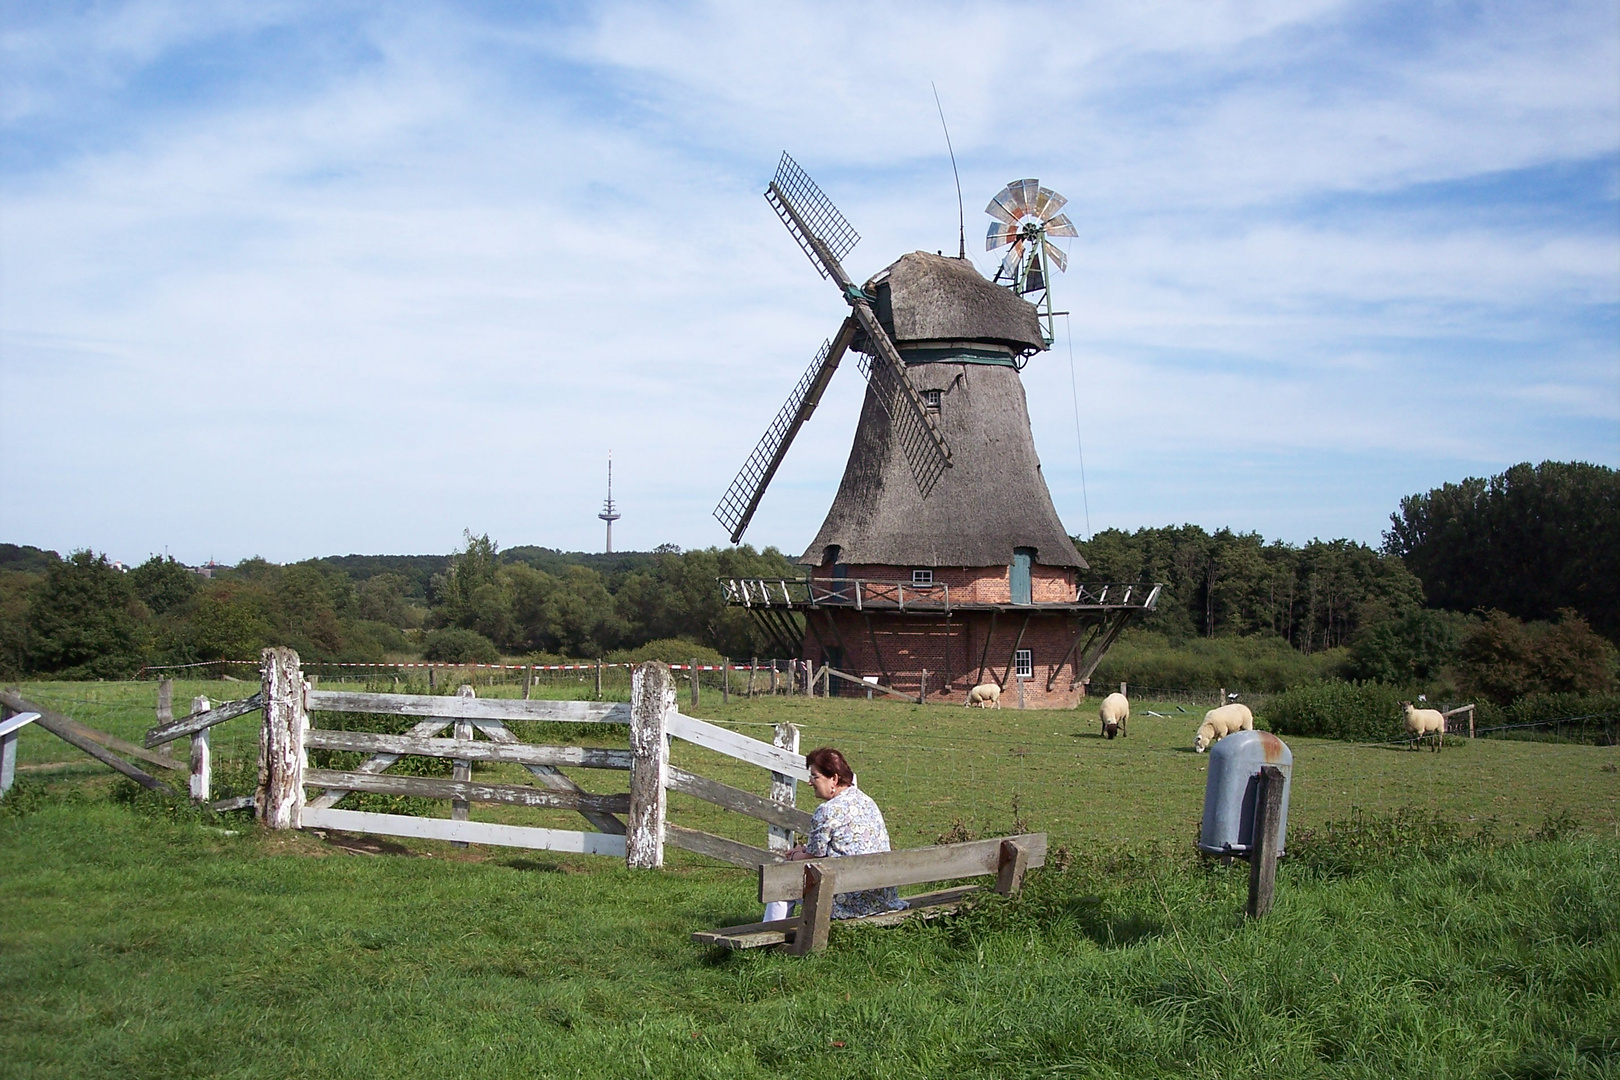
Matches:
[[807, 786, 907, 919]]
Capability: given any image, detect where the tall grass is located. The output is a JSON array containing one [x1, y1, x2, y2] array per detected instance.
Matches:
[[0, 794, 1615, 1079]]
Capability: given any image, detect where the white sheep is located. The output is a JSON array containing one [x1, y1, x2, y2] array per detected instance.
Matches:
[[966, 682, 1002, 709], [1193, 702, 1254, 753], [1099, 692, 1130, 739], [1400, 701, 1445, 751]]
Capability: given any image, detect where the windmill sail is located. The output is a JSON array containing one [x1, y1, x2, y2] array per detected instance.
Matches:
[[734, 153, 952, 528], [713, 319, 857, 543]]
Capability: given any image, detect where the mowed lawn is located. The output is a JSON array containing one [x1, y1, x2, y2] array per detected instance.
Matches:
[[2, 679, 1617, 1078], [8, 679, 1618, 852]]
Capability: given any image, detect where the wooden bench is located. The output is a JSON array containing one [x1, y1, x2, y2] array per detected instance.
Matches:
[[693, 833, 1047, 954]]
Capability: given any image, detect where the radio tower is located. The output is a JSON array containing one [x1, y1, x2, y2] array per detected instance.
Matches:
[[598, 452, 622, 553]]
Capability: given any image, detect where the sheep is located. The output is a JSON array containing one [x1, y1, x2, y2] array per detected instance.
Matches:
[[1193, 703, 1254, 753], [966, 682, 1002, 709], [1099, 692, 1130, 739], [1400, 701, 1445, 751]]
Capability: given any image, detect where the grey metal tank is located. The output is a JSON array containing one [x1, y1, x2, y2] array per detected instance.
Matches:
[[1197, 729, 1293, 857]]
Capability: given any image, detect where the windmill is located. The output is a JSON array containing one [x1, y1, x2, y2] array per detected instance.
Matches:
[[985, 179, 1077, 346], [712, 153, 1159, 707]]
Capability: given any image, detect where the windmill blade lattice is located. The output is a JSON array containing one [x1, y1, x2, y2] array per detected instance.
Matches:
[[764, 152, 860, 280], [713, 320, 857, 543]]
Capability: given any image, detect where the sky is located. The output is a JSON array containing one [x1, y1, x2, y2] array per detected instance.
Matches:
[[2, 0, 1617, 567]]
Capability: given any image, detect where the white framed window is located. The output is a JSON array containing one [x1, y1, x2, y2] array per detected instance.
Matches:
[[1015, 649, 1033, 679], [923, 388, 942, 411], [912, 568, 934, 586]]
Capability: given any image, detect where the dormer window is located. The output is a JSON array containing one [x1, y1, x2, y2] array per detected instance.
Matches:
[[923, 389, 942, 411], [912, 569, 933, 586]]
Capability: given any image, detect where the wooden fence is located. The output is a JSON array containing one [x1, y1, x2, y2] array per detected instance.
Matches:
[[146, 647, 812, 869]]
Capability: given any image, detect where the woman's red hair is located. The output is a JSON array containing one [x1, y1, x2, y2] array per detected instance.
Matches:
[[804, 747, 854, 786]]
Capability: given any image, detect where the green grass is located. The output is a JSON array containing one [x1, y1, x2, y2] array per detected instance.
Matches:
[[9, 678, 1619, 848], [3, 680, 1618, 1077]]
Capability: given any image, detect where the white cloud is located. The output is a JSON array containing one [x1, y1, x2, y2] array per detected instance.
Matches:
[[0, 0, 1615, 562]]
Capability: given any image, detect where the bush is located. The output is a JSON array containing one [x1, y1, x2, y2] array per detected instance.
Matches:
[[1456, 609, 1618, 703], [1260, 681, 1418, 741], [1090, 631, 1345, 693], [421, 627, 499, 664], [605, 638, 724, 664]]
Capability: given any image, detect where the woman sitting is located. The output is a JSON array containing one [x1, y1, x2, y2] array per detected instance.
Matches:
[[772, 747, 906, 921]]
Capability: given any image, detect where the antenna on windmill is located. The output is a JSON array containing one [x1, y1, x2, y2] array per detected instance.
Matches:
[[932, 83, 965, 260], [985, 179, 1077, 345], [598, 452, 621, 553]]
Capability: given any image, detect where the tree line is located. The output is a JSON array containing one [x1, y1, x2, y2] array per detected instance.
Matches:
[[0, 539, 801, 678], [2, 460, 1612, 701]]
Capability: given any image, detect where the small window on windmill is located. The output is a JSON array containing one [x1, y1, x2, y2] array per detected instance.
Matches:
[[923, 389, 942, 411], [1015, 649, 1033, 680], [912, 569, 933, 586]]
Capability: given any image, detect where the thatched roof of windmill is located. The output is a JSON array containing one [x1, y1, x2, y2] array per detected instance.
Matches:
[[802, 253, 1085, 570], [865, 251, 1046, 354]]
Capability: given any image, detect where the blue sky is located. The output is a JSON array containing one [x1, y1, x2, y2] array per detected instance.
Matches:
[[2, 1, 1616, 565]]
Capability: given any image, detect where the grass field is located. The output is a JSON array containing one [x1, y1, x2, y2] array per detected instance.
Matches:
[[2, 678, 1617, 1078]]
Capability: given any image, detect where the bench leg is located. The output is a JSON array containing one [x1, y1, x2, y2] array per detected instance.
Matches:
[[995, 838, 1031, 895], [789, 863, 837, 955]]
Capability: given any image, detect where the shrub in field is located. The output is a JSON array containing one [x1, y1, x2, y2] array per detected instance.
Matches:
[[605, 638, 724, 664], [1259, 680, 1416, 741], [1090, 631, 1346, 693], [422, 627, 499, 663]]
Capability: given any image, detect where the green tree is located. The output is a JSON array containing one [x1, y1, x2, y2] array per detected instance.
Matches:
[[1455, 609, 1618, 703], [129, 556, 198, 615], [165, 582, 277, 662], [1385, 461, 1620, 640], [1346, 608, 1461, 685], [26, 551, 148, 677]]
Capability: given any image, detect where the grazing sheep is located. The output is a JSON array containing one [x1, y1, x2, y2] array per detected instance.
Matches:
[[966, 682, 1002, 709], [1193, 703, 1255, 753], [1099, 692, 1130, 739], [1400, 701, 1445, 751]]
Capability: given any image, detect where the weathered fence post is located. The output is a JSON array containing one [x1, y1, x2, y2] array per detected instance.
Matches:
[[689, 659, 700, 710], [821, 664, 830, 698], [748, 658, 757, 698], [627, 661, 673, 869], [1218, 687, 1226, 708], [189, 696, 212, 802], [156, 679, 174, 726], [1246, 765, 1286, 918], [522, 665, 532, 700], [451, 684, 475, 847], [257, 647, 307, 829], [428, 666, 436, 691], [768, 722, 801, 855], [1120, 681, 1128, 698], [770, 660, 779, 695], [919, 669, 928, 705], [722, 658, 730, 704], [595, 658, 603, 700], [0, 704, 17, 797], [1018, 676, 1026, 710]]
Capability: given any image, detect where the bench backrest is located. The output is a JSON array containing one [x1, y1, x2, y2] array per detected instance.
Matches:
[[758, 833, 1047, 903]]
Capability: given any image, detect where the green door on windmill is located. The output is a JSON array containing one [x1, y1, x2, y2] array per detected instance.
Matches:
[[1010, 548, 1034, 605]]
